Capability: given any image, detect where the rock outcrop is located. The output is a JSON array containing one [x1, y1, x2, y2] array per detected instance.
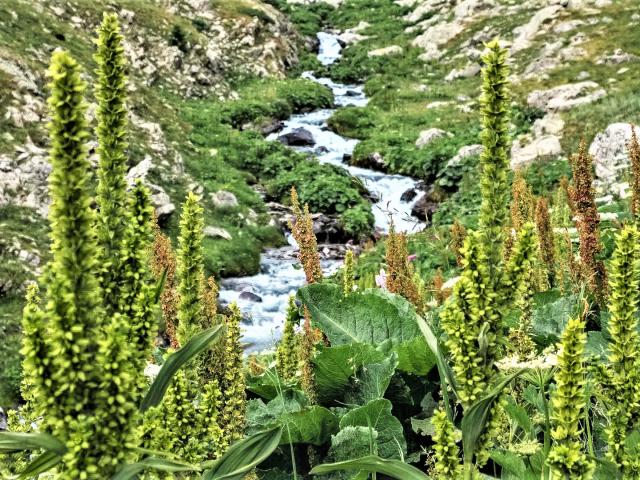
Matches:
[[527, 81, 606, 111], [590, 123, 636, 190]]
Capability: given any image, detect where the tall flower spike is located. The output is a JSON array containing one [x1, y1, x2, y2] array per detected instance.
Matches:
[[569, 139, 606, 302], [511, 171, 534, 232], [343, 249, 355, 295], [176, 192, 206, 346], [19, 283, 43, 408], [478, 39, 511, 278], [290, 186, 323, 402], [151, 222, 180, 348], [119, 180, 156, 381], [198, 274, 226, 385], [37, 50, 130, 476], [535, 197, 556, 287], [94, 13, 130, 316], [220, 303, 247, 447], [547, 316, 594, 480], [603, 226, 640, 470], [277, 296, 300, 381], [432, 407, 462, 479], [289, 186, 323, 284], [385, 223, 423, 311], [628, 125, 640, 220]]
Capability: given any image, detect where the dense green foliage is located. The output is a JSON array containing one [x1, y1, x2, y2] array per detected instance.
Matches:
[[4, 1, 640, 479]]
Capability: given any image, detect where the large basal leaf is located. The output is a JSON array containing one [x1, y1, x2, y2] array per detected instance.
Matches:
[[339, 399, 406, 459], [314, 343, 385, 404], [141, 324, 224, 412], [0, 431, 66, 455], [246, 367, 298, 401], [298, 284, 434, 374], [394, 335, 436, 376], [310, 455, 430, 480], [345, 354, 398, 404], [298, 284, 420, 345], [461, 371, 523, 460], [246, 394, 338, 446], [280, 406, 339, 446], [531, 291, 580, 346], [328, 426, 378, 462], [202, 426, 283, 480], [112, 457, 200, 480]]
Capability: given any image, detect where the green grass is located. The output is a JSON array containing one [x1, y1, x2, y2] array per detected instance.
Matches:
[[0, 295, 25, 407]]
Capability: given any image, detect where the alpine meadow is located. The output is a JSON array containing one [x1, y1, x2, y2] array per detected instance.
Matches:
[[3, 1, 640, 479]]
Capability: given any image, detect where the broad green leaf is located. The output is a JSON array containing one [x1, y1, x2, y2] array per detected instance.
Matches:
[[531, 291, 580, 346], [328, 426, 378, 462], [345, 354, 398, 404], [298, 285, 420, 346], [593, 456, 622, 479], [490, 449, 537, 480], [587, 331, 608, 360], [298, 284, 434, 374], [314, 343, 384, 403], [112, 457, 200, 480], [141, 325, 224, 412], [410, 417, 434, 437], [280, 406, 339, 446], [17, 450, 62, 479], [246, 391, 307, 436], [461, 371, 523, 460], [246, 367, 299, 400], [310, 455, 430, 479], [340, 399, 406, 459], [504, 396, 533, 436], [394, 336, 436, 376], [0, 431, 66, 455], [202, 426, 283, 480]]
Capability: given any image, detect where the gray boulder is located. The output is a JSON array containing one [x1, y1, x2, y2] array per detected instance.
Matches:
[[527, 81, 606, 111], [278, 127, 315, 146], [211, 190, 239, 209], [590, 123, 636, 189]]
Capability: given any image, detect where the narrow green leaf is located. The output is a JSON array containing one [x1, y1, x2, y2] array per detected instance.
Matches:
[[17, 451, 62, 479], [416, 315, 457, 397], [141, 325, 224, 412], [310, 455, 430, 480], [461, 370, 524, 459], [112, 457, 200, 480], [504, 396, 533, 436], [202, 426, 283, 480], [0, 431, 67, 455], [153, 266, 169, 304]]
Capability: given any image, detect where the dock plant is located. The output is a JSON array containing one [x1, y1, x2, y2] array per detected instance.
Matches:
[[569, 139, 606, 302], [629, 126, 640, 221]]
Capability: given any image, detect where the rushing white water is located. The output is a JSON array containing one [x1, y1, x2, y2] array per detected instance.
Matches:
[[219, 33, 424, 351]]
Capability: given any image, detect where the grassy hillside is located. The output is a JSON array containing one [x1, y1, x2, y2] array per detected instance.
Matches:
[[283, 0, 639, 227], [0, 0, 377, 405]]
